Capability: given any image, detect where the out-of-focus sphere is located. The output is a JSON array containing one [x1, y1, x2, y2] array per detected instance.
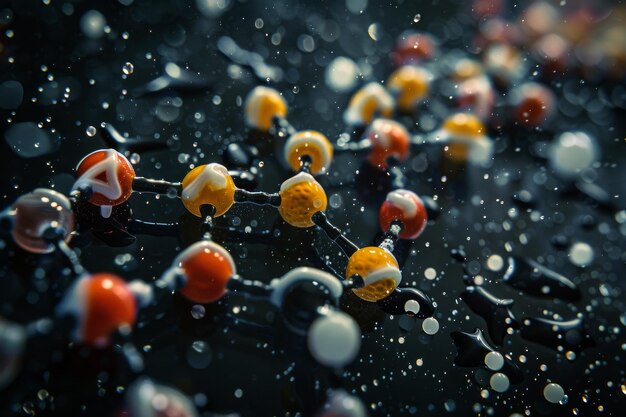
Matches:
[[343, 83, 394, 126], [490, 372, 510, 393], [325, 57, 359, 92], [10, 188, 74, 254], [317, 389, 368, 417], [549, 131, 598, 179], [244, 86, 287, 132], [307, 310, 361, 368], [126, 378, 199, 417], [484, 351, 504, 370]]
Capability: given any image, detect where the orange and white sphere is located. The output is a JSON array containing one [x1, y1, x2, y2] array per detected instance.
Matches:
[[366, 119, 410, 170], [174, 241, 236, 304], [75, 149, 135, 207], [379, 189, 427, 240], [57, 273, 137, 347]]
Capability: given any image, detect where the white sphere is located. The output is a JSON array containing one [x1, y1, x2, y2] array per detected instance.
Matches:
[[308, 310, 361, 368], [549, 131, 598, 179]]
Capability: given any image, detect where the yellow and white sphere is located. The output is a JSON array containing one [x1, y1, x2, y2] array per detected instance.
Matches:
[[244, 86, 288, 132], [387, 66, 431, 112], [278, 172, 327, 228], [343, 82, 394, 126], [434, 113, 493, 166], [284, 130, 334, 175], [181, 163, 236, 217], [345, 246, 401, 302]]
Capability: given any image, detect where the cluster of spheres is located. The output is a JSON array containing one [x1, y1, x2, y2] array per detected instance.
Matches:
[[1, 0, 625, 416]]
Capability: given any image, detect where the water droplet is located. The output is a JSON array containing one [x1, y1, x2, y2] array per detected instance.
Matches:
[[86, 126, 97, 137], [543, 383, 565, 403], [490, 373, 510, 392], [191, 304, 205, 319], [413, 13, 421, 23], [422, 317, 439, 335], [367, 23, 381, 41], [122, 62, 134, 75], [484, 351, 504, 370]]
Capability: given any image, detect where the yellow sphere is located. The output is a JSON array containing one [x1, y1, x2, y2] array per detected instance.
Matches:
[[441, 113, 486, 163], [284, 131, 334, 175], [344, 82, 394, 126], [278, 172, 327, 228], [388, 66, 430, 112], [244, 86, 288, 132], [181, 163, 236, 217], [345, 246, 401, 302]]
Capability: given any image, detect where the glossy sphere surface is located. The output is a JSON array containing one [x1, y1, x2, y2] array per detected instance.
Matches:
[[441, 113, 486, 163], [387, 66, 430, 112], [176, 241, 235, 303], [284, 130, 334, 175], [345, 247, 401, 302], [379, 189, 427, 240], [11, 188, 74, 253], [75, 149, 135, 206], [244, 86, 287, 132], [127, 379, 198, 417], [511, 82, 555, 127], [80, 274, 136, 346], [366, 119, 410, 170], [181, 163, 235, 217], [279, 172, 327, 228]]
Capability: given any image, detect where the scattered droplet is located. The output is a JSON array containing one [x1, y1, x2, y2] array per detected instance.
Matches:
[[86, 126, 97, 137], [122, 62, 134, 75]]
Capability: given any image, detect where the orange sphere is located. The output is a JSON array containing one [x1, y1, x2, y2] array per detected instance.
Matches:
[[75, 149, 135, 207], [387, 66, 430, 112], [366, 119, 410, 170], [284, 131, 334, 175], [175, 241, 236, 304], [59, 273, 137, 346]]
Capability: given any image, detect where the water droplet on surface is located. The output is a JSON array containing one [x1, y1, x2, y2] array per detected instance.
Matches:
[[543, 383, 565, 404], [422, 317, 439, 335], [484, 351, 504, 371], [490, 373, 510, 392]]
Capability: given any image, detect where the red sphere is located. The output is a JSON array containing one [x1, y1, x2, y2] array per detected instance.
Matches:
[[366, 119, 410, 170], [510, 82, 555, 127], [379, 190, 427, 240], [75, 149, 135, 206], [59, 273, 137, 346], [175, 241, 236, 304], [391, 32, 436, 67]]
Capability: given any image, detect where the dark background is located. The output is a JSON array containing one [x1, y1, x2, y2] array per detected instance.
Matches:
[[1, 0, 625, 416]]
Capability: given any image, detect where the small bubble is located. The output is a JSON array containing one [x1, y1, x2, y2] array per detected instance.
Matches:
[[129, 153, 140, 164], [191, 304, 205, 319], [413, 13, 421, 23], [122, 62, 134, 75], [422, 317, 439, 335], [86, 126, 97, 137]]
